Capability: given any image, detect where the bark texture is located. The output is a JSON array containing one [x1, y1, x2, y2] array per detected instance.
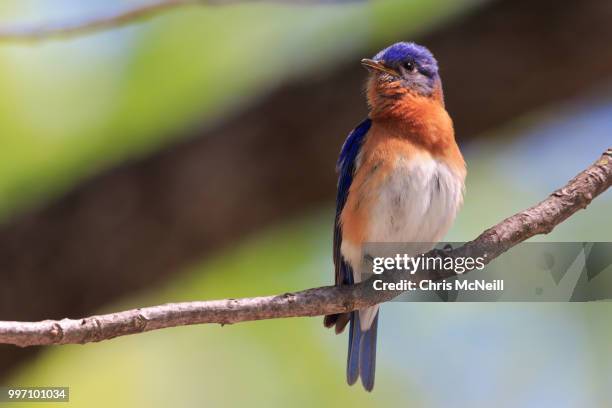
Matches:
[[1, 149, 609, 347]]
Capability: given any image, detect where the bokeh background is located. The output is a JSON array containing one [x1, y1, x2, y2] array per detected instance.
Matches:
[[0, 0, 611, 407]]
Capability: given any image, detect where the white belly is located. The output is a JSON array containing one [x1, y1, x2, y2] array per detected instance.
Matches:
[[344, 154, 464, 330], [368, 154, 464, 246], [340, 154, 465, 280]]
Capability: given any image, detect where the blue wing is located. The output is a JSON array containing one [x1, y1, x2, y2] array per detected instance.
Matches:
[[323, 118, 378, 391], [324, 118, 372, 331], [333, 118, 372, 290]]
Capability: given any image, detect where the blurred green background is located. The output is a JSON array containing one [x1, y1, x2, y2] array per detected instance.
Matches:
[[0, 0, 611, 407]]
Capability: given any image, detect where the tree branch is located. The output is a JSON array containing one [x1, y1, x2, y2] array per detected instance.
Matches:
[[0, 0, 200, 42], [0, 148, 610, 348], [0, 0, 354, 42], [0, 0, 204, 42]]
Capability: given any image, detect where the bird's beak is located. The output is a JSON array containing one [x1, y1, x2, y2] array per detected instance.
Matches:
[[360, 58, 397, 76]]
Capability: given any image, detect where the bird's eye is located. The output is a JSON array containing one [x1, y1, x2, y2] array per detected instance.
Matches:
[[402, 61, 416, 73]]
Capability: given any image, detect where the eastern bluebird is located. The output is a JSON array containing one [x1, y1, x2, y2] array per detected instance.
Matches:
[[324, 42, 466, 391]]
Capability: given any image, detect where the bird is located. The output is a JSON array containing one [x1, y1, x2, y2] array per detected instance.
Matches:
[[324, 42, 466, 391]]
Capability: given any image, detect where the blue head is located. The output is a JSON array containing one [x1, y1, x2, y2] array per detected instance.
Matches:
[[362, 42, 440, 97]]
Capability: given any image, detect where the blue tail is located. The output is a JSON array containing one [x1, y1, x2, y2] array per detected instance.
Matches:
[[346, 311, 379, 391]]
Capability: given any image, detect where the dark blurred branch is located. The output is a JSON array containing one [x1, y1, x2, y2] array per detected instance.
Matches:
[[1, 149, 610, 347], [0, 0, 199, 42]]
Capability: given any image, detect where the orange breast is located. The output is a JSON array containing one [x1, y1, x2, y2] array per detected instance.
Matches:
[[340, 96, 465, 249]]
